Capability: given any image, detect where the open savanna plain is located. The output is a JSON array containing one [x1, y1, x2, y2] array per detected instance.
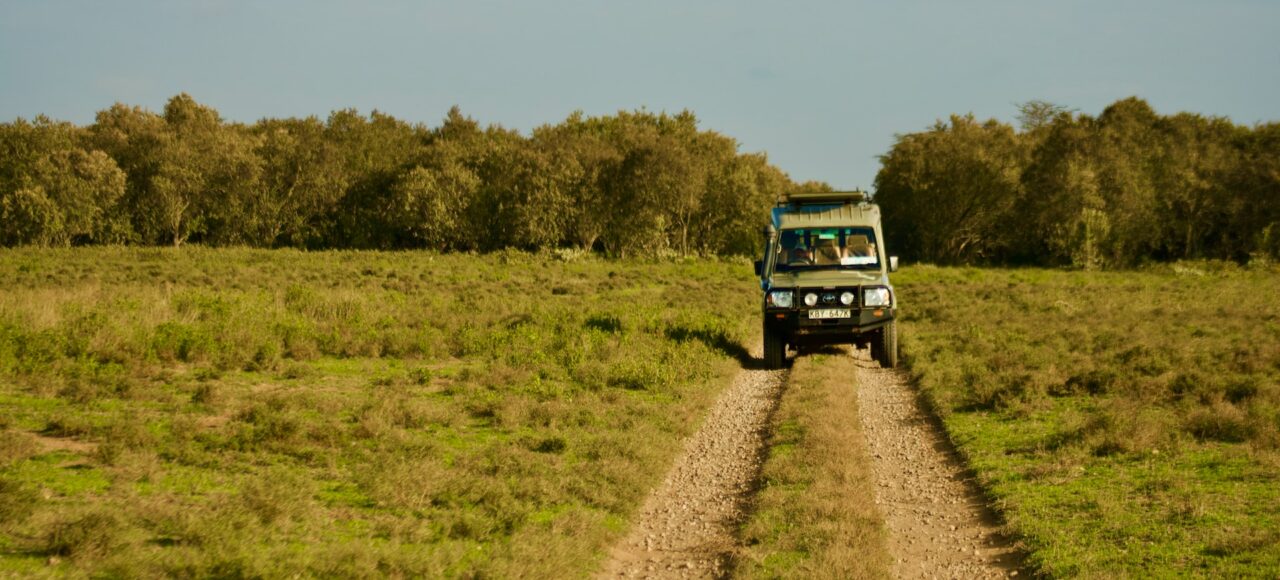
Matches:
[[0, 248, 759, 577], [2, 248, 1279, 578], [896, 263, 1280, 577]]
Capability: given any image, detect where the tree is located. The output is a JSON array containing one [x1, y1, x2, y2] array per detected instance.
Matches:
[[0, 117, 126, 246], [1152, 113, 1242, 260], [1016, 100, 1072, 133], [325, 108, 431, 248], [1233, 123, 1280, 260], [249, 117, 349, 246], [531, 112, 623, 251], [382, 144, 480, 250], [11, 97, 810, 254], [874, 114, 1028, 264], [1018, 114, 1109, 267]]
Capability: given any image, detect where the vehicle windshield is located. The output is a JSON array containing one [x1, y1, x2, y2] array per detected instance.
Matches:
[[774, 227, 880, 271]]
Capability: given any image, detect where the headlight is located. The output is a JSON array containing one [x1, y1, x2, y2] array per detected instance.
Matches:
[[767, 290, 793, 308], [804, 292, 818, 307], [863, 287, 892, 307], [840, 291, 855, 305]]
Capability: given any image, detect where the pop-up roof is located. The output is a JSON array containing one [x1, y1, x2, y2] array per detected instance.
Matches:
[[777, 190, 867, 206]]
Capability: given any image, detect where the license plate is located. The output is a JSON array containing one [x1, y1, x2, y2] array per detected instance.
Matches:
[[808, 308, 851, 319]]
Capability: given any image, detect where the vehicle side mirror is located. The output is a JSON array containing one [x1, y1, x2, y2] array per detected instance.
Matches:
[[754, 260, 763, 277], [889, 256, 899, 273]]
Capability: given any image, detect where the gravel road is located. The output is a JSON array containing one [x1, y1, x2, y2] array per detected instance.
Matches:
[[852, 348, 1023, 579], [598, 343, 1022, 579], [597, 354, 787, 579]]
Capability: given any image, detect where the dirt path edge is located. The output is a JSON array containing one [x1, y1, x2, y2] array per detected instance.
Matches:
[[597, 350, 787, 579], [852, 348, 1025, 578]]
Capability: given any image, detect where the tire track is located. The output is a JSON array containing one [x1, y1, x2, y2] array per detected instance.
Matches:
[[597, 351, 787, 579], [852, 348, 1023, 578]]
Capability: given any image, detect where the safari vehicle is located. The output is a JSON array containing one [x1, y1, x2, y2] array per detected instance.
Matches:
[[753, 190, 899, 369]]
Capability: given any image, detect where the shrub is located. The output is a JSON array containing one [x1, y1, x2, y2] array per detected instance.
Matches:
[[1185, 402, 1254, 443], [0, 476, 39, 523], [1057, 368, 1119, 396], [240, 468, 314, 525], [152, 322, 215, 363], [0, 430, 38, 466], [44, 511, 129, 561]]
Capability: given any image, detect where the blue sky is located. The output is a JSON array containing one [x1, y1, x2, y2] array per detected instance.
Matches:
[[2, 0, 1277, 188]]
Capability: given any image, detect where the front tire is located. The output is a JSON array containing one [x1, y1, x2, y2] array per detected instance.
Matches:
[[874, 320, 899, 369], [763, 328, 786, 369]]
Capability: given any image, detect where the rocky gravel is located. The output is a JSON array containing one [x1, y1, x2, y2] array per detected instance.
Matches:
[[853, 348, 1023, 579], [597, 354, 787, 579]]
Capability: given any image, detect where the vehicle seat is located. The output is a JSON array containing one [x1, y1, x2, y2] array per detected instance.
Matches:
[[847, 235, 874, 258], [814, 238, 841, 265]]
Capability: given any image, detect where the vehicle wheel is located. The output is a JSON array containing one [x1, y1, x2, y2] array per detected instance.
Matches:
[[876, 320, 899, 369], [763, 328, 786, 369]]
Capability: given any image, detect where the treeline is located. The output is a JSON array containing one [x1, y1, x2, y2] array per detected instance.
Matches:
[[874, 98, 1280, 267], [1, 94, 818, 255]]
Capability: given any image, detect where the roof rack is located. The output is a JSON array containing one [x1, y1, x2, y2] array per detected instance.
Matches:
[[776, 190, 867, 207]]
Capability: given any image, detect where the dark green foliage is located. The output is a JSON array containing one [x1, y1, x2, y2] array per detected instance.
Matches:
[[875, 98, 1280, 267], [3, 96, 811, 256]]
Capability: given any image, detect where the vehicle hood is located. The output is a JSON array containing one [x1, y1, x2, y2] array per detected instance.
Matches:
[[765, 269, 889, 289]]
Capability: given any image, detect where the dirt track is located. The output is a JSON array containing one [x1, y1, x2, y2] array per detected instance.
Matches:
[[599, 346, 1020, 579]]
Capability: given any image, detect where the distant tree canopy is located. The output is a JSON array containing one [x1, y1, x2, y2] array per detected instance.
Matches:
[[6, 95, 1277, 266], [874, 97, 1280, 267], [1, 94, 809, 256]]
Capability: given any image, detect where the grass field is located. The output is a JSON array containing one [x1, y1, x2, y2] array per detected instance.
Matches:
[[0, 247, 757, 577], [895, 263, 1280, 577], [4, 248, 1279, 578]]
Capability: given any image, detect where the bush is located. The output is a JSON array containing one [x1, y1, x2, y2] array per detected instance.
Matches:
[[1185, 402, 1254, 443], [44, 511, 128, 561], [0, 476, 39, 523], [0, 430, 38, 466]]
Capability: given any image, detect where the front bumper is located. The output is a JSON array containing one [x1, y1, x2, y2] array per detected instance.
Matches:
[[763, 306, 895, 343]]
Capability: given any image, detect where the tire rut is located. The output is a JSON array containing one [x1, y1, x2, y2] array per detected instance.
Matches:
[[597, 350, 787, 579], [852, 348, 1023, 579]]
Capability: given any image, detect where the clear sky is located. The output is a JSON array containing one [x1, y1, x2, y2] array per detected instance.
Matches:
[[2, 0, 1278, 188]]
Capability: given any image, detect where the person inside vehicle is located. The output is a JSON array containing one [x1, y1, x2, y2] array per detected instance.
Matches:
[[786, 237, 812, 265]]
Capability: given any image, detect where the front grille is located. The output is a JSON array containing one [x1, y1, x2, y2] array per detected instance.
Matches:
[[797, 287, 859, 308]]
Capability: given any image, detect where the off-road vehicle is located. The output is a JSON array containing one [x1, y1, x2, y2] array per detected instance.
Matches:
[[753, 190, 899, 369]]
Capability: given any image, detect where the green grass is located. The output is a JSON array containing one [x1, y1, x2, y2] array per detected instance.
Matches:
[[0, 247, 758, 577], [8, 248, 1276, 577], [895, 262, 1280, 577], [736, 348, 890, 578]]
